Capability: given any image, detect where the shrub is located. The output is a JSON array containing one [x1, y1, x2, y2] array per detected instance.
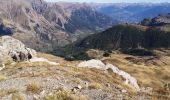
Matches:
[[26, 83, 41, 93], [0, 75, 6, 81], [44, 90, 87, 100], [12, 93, 24, 100], [88, 83, 102, 90]]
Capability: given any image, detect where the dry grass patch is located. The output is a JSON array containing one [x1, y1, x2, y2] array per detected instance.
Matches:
[[44, 90, 87, 100], [12, 93, 24, 100], [0, 88, 18, 97], [74, 68, 123, 85], [88, 82, 102, 90], [0, 75, 7, 81], [37, 53, 64, 63], [37, 53, 80, 67], [5, 61, 52, 71], [149, 89, 170, 100], [15, 62, 52, 68], [103, 52, 170, 96], [26, 82, 41, 93], [69, 78, 81, 84]]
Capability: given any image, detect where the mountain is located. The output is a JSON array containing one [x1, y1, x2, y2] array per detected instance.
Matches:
[[34, 2, 115, 34], [56, 14, 170, 59], [141, 13, 170, 31], [76, 25, 170, 51], [0, 0, 70, 52], [74, 14, 170, 52], [0, 2, 170, 99], [96, 3, 170, 23], [0, 0, 115, 52]]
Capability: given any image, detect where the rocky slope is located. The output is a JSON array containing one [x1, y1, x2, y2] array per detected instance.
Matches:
[[54, 14, 170, 60], [0, 49, 169, 99], [0, 0, 70, 52], [0, 0, 115, 52], [76, 25, 170, 51], [32, 2, 115, 36]]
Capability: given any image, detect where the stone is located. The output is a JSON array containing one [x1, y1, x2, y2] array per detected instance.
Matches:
[[164, 83, 170, 90], [33, 95, 39, 100], [0, 36, 36, 63], [106, 83, 111, 87], [71, 88, 77, 93], [78, 59, 105, 70], [71, 85, 82, 93], [0, 63, 5, 71], [140, 87, 153, 93], [121, 89, 127, 93], [77, 85, 82, 89], [106, 64, 140, 91], [85, 82, 89, 88]]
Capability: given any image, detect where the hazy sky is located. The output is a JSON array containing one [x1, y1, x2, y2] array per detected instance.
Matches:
[[45, 0, 170, 3]]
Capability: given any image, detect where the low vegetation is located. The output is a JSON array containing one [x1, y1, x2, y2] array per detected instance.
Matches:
[[88, 83, 102, 90], [44, 90, 87, 100], [26, 82, 41, 93], [12, 93, 24, 100], [0, 88, 18, 97], [0, 75, 6, 81]]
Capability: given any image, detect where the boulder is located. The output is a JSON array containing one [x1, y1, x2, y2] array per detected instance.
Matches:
[[77, 59, 105, 70], [106, 64, 140, 91], [0, 36, 36, 64]]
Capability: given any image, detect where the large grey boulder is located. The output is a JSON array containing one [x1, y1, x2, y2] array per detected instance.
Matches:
[[0, 36, 36, 64], [77, 59, 106, 70]]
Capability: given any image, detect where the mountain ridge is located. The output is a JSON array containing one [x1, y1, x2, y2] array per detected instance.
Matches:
[[97, 3, 170, 23], [0, 0, 115, 52]]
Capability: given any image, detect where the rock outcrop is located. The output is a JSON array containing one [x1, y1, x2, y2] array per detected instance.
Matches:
[[78, 59, 106, 70], [77, 59, 140, 91], [106, 64, 140, 91], [141, 14, 170, 26], [0, 36, 36, 64]]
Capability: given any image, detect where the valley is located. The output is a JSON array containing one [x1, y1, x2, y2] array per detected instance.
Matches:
[[0, 0, 170, 100]]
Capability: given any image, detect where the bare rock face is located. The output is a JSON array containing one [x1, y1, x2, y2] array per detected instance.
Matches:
[[78, 59, 140, 91], [141, 14, 170, 26], [106, 64, 140, 91], [0, 36, 36, 64], [78, 59, 106, 69]]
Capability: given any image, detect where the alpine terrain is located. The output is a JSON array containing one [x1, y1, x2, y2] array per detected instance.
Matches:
[[0, 0, 170, 100]]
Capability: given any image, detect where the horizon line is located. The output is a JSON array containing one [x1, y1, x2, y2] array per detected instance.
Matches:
[[45, 1, 170, 4]]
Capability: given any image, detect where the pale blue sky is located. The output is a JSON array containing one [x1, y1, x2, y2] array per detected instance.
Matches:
[[45, 0, 170, 3]]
